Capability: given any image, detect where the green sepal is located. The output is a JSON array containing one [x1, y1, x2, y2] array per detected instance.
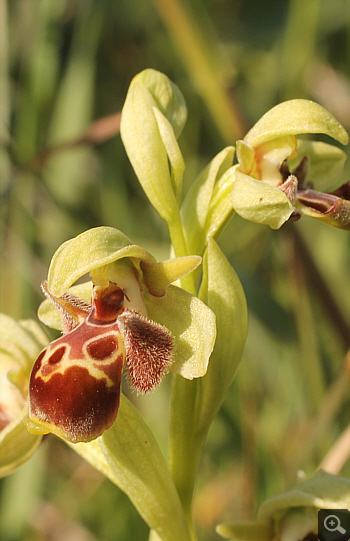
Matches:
[[288, 139, 347, 192], [232, 167, 295, 229], [47, 226, 155, 296], [181, 147, 235, 255], [244, 99, 348, 148], [120, 69, 187, 222], [71, 395, 191, 541]]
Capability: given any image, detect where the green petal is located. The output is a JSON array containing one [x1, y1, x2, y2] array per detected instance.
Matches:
[[141, 256, 201, 297], [72, 395, 191, 541], [244, 99, 349, 148], [236, 140, 255, 175], [197, 239, 247, 431], [257, 470, 350, 520], [47, 226, 155, 296], [0, 414, 42, 478], [144, 285, 216, 379], [181, 147, 235, 255], [289, 139, 347, 192], [120, 70, 186, 223], [232, 168, 295, 228]]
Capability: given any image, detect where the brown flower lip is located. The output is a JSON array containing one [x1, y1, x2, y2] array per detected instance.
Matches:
[[29, 281, 174, 443]]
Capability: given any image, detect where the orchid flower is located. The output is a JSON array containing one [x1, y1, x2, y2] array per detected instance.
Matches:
[[25, 226, 216, 443]]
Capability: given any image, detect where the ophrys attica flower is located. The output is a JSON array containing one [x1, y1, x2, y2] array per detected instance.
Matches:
[[26, 226, 216, 443]]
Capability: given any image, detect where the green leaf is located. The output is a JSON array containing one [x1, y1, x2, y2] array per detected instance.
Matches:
[[231, 168, 295, 229], [181, 147, 235, 255], [47, 226, 155, 296], [244, 99, 349, 148], [72, 395, 191, 541], [144, 285, 216, 379], [289, 139, 347, 192], [197, 239, 247, 430]]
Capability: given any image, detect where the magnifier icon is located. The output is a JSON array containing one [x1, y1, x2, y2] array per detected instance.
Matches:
[[324, 514, 346, 534]]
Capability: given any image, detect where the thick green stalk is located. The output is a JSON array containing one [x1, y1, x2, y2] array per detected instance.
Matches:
[[167, 211, 196, 295], [168, 376, 205, 537]]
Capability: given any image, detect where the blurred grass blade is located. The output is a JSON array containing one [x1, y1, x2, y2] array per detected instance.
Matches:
[[152, 0, 246, 142]]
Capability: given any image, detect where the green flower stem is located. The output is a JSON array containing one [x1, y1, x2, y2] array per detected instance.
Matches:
[[167, 211, 196, 295], [168, 239, 248, 538], [168, 376, 205, 539]]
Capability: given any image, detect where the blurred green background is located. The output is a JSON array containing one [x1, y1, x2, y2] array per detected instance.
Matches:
[[0, 0, 349, 540]]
